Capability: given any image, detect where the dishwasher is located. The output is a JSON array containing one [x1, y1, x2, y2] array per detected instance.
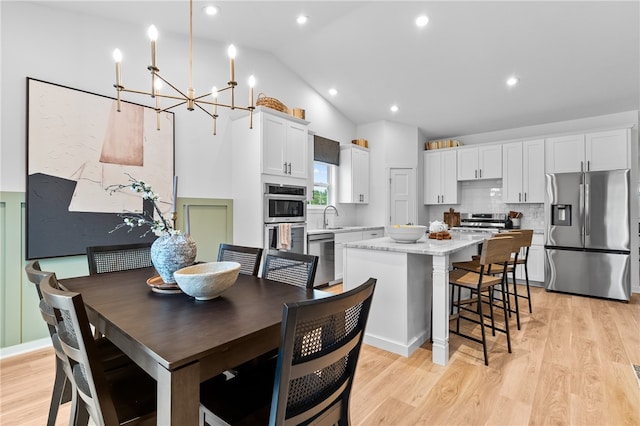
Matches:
[[307, 233, 335, 287]]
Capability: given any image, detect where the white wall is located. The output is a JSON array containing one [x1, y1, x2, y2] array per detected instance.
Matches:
[[355, 120, 422, 227], [0, 1, 356, 198]]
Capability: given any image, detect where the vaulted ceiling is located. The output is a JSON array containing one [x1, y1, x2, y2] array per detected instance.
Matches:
[[34, 1, 640, 139]]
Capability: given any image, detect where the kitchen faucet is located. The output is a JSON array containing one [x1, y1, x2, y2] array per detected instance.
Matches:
[[323, 205, 339, 229]]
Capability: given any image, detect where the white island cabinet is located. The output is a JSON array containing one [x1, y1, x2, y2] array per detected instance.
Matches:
[[343, 234, 484, 366]]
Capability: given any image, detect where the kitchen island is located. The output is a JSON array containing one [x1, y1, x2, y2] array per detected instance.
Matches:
[[343, 233, 485, 366]]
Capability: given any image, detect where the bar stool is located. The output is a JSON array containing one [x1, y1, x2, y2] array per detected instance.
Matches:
[[513, 229, 534, 313], [452, 231, 524, 330], [449, 236, 513, 365]]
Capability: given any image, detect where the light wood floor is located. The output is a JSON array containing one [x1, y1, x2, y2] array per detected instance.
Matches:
[[2, 285, 639, 425]]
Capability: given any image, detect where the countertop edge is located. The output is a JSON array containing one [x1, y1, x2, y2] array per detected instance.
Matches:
[[307, 226, 384, 235], [344, 236, 484, 255]]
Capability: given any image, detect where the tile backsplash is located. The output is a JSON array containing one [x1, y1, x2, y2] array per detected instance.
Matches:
[[427, 179, 545, 230]]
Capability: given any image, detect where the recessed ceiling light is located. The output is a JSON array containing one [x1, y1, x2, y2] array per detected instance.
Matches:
[[328, 88, 338, 96], [390, 105, 399, 113], [506, 76, 519, 86], [416, 15, 429, 28], [297, 15, 308, 25], [203, 5, 219, 16]]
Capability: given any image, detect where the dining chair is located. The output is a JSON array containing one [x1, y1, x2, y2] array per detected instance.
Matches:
[[217, 243, 263, 276], [38, 273, 157, 426], [86, 242, 153, 275], [25, 261, 73, 426], [25, 261, 135, 426], [261, 250, 319, 289], [449, 236, 513, 365], [199, 277, 377, 425]]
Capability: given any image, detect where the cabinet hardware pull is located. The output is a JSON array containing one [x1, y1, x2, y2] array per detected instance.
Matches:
[[524, 192, 527, 202], [437, 195, 440, 203], [475, 169, 477, 178], [587, 160, 590, 171], [519, 193, 521, 202], [283, 162, 287, 173], [441, 194, 444, 203], [581, 161, 584, 172], [288, 162, 292, 174], [479, 169, 482, 178]]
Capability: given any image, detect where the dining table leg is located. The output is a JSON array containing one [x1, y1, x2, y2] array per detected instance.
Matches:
[[431, 254, 450, 366], [157, 361, 200, 425]]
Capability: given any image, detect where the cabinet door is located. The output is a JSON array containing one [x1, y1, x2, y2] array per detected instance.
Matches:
[[545, 134, 585, 173], [262, 115, 287, 176], [478, 145, 502, 179], [585, 129, 629, 171], [457, 148, 479, 180], [441, 150, 458, 204], [286, 122, 308, 179], [355, 149, 370, 203], [523, 139, 545, 203], [424, 151, 442, 205], [502, 142, 524, 203]]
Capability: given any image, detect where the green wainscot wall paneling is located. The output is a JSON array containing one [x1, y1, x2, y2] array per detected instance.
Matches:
[[176, 197, 234, 263], [0, 192, 233, 350]]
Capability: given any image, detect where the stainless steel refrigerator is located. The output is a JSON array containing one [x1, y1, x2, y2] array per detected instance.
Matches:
[[545, 169, 631, 301]]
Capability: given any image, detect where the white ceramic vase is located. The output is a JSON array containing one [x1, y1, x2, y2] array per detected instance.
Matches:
[[151, 234, 197, 284]]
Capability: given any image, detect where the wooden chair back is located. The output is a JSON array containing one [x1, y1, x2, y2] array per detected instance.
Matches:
[[39, 274, 124, 425], [498, 231, 524, 255], [86, 242, 153, 275], [217, 243, 263, 276], [261, 250, 319, 289], [270, 278, 377, 425], [479, 236, 513, 267]]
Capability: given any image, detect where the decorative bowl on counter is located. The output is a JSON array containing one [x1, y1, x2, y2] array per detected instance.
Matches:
[[174, 261, 241, 300], [385, 225, 428, 243]]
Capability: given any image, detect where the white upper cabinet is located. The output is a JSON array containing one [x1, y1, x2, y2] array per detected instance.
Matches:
[[262, 113, 308, 179], [424, 150, 459, 205], [585, 129, 630, 171], [457, 144, 502, 180], [339, 145, 370, 204], [545, 128, 629, 173], [502, 140, 545, 203]]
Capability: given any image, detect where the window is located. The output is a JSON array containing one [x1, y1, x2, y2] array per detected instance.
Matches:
[[310, 161, 332, 206]]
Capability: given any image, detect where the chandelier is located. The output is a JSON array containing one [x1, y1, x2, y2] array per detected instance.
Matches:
[[111, 0, 255, 135]]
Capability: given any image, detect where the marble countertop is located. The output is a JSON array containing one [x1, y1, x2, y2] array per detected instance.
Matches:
[[307, 225, 384, 236], [343, 234, 485, 256]]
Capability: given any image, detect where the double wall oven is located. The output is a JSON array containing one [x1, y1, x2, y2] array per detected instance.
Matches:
[[263, 183, 307, 254]]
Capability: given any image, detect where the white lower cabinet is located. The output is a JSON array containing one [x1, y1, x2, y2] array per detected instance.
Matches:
[[334, 228, 383, 281], [516, 233, 544, 283]]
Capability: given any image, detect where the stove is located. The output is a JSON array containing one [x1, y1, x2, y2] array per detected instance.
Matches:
[[451, 213, 508, 233]]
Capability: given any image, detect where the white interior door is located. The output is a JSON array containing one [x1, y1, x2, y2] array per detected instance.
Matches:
[[389, 168, 416, 225]]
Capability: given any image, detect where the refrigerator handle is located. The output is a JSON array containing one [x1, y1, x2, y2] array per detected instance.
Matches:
[[579, 183, 585, 245], [584, 183, 590, 236]]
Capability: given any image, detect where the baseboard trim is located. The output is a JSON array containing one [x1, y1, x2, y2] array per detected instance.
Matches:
[[0, 338, 52, 360]]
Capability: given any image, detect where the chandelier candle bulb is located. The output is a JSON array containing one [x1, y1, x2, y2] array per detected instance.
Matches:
[[228, 44, 236, 83], [248, 75, 255, 107]]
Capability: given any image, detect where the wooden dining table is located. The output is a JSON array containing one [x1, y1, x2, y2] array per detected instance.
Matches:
[[60, 267, 330, 425]]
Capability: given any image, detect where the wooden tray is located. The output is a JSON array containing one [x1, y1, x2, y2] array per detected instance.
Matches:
[[146, 275, 182, 294]]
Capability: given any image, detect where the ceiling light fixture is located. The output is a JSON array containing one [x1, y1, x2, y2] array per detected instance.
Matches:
[[506, 76, 519, 86], [328, 88, 338, 96], [203, 5, 219, 16], [112, 0, 256, 135], [416, 15, 429, 27], [297, 15, 308, 25], [390, 105, 399, 112]]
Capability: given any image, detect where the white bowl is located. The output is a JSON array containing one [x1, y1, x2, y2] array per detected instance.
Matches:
[[174, 261, 241, 300], [385, 225, 428, 243]]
